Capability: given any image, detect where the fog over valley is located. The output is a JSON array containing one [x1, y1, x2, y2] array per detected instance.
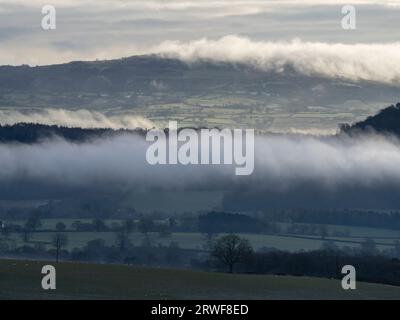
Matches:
[[1, 120, 400, 209]]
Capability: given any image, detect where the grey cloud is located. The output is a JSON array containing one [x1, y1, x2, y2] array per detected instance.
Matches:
[[1, 131, 400, 209]]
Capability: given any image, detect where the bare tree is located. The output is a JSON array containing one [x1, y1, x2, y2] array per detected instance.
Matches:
[[138, 217, 155, 235], [212, 234, 253, 273], [25, 212, 42, 231], [115, 231, 132, 252], [52, 233, 68, 263], [123, 219, 135, 234], [20, 228, 31, 243]]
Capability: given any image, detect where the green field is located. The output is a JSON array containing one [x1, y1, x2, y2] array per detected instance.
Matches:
[[6, 231, 397, 252], [4, 218, 400, 252], [1, 259, 399, 300]]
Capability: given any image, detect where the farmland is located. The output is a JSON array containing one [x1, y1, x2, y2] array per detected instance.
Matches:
[[2, 218, 400, 253], [1, 259, 399, 300]]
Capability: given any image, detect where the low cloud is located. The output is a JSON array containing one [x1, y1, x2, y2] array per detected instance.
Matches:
[[253, 134, 400, 188], [0, 109, 154, 129], [1, 132, 400, 209], [154, 36, 400, 84]]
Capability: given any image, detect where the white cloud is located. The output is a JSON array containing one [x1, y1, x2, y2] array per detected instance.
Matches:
[[254, 134, 400, 188], [1, 132, 400, 191], [1, 35, 400, 85], [0, 109, 154, 129], [153, 36, 400, 84]]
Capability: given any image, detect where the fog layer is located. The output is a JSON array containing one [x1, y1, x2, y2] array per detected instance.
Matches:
[[155, 36, 400, 84], [1, 132, 400, 208]]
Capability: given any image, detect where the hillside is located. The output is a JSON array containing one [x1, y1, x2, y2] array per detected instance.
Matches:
[[1, 259, 399, 300], [1, 55, 399, 131], [0, 123, 142, 144], [342, 103, 400, 135], [1, 55, 397, 108]]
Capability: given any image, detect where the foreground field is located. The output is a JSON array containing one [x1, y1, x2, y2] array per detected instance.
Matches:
[[1, 259, 399, 300]]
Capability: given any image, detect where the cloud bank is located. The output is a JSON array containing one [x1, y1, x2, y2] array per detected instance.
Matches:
[[0, 109, 154, 129], [154, 36, 400, 84], [0, 134, 400, 197]]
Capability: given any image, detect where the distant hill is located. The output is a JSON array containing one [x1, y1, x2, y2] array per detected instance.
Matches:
[[0, 55, 189, 94], [341, 102, 400, 135], [0, 123, 145, 144], [0, 55, 398, 118]]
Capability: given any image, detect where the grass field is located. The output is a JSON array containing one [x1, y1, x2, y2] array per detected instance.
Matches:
[[4, 218, 400, 252], [1, 259, 400, 300], [9, 218, 400, 239], [7, 230, 395, 252]]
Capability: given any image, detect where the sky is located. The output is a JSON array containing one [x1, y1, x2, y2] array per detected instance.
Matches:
[[0, 0, 399, 66]]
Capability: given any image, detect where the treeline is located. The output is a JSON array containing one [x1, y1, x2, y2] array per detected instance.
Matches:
[[0, 123, 225, 145], [5, 208, 400, 237], [196, 210, 400, 233], [0, 123, 146, 144], [0, 216, 199, 267], [198, 211, 278, 236], [6, 238, 198, 269], [257, 209, 400, 230], [243, 250, 400, 287], [202, 234, 400, 287], [1, 216, 174, 238]]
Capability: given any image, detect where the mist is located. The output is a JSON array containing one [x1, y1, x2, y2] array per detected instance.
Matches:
[[155, 36, 400, 84], [1, 131, 400, 209], [0, 109, 154, 129]]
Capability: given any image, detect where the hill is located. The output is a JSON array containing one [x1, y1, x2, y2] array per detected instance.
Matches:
[[1, 55, 399, 130], [1, 259, 399, 300], [342, 103, 400, 135], [0, 123, 139, 144]]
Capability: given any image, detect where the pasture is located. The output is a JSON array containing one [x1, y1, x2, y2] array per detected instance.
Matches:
[[3, 218, 400, 252], [1, 259, 399, 300]]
